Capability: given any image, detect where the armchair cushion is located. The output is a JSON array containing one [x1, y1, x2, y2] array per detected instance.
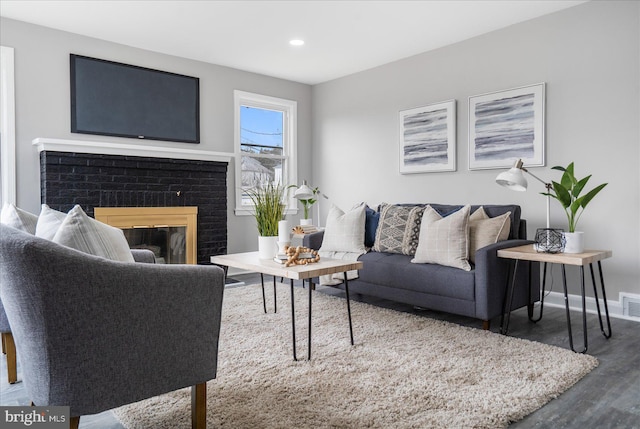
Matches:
[[52, 205, 135, 263], [1, 203, 37, 234], [35, 204, 67, 240]]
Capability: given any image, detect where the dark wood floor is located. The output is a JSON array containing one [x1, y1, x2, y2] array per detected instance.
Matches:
[[2, 273, 638, 428]]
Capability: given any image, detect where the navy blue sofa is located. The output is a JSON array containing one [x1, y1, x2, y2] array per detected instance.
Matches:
[[304, 204, 539, 329]]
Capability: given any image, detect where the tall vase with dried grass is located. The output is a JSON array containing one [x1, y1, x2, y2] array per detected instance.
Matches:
[[245, 182, 286, 259]]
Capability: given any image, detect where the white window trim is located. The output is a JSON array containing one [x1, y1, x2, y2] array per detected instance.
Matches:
[[234, 90, 298, 216], [0, 46, 17, 206]]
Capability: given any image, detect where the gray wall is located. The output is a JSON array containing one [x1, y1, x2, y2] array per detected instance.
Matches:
[[2, 2, 639, 300], [312, 1, 640, 300], [0, 17, 312, 254]]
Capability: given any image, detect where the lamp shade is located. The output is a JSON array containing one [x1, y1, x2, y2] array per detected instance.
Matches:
[[495, 168, 528, 191], [294, 181, 314, 200]]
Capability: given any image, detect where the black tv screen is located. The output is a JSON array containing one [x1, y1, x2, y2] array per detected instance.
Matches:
[[70, 54, 200, 143]]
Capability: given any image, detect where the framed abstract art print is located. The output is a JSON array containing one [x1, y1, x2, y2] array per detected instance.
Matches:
[[468, 83, 545, 170], [399, 100, 456, 174]]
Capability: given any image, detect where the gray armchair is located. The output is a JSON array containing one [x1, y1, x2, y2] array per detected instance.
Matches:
[[0, 245, 155, 386], [0, 224, 225, 429]]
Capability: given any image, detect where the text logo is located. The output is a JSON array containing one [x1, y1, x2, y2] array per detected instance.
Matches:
[[1, 407, 69, 428]]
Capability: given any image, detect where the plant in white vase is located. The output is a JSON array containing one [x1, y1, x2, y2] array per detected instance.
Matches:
[[245, 182, 286, 259], [289, 181, 320, 225], [542, 162, 607, 253]]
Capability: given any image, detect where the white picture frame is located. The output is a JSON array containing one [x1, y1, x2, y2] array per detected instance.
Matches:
[[468, 83, 545, 170], [399, 100, 456, 174]]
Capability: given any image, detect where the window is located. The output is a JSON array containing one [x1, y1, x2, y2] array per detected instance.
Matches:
[[0, 46, 17, 206], [234, 91, 297, 214]]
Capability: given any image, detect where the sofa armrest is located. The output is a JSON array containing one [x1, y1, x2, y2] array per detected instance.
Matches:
[[303, 231, 325, 250], [474, 239, 540, 321], [518, 219, 528, 240], [130, 249, 156, 263]]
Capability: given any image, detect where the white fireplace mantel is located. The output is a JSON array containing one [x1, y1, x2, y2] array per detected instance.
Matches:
[[33, 137, 234, 163]]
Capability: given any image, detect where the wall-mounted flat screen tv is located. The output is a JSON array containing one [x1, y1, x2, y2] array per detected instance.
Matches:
[[70, 54, 200, 143]]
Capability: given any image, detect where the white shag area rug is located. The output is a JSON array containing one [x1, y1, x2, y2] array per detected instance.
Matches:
[[114, 283, 598, 429]]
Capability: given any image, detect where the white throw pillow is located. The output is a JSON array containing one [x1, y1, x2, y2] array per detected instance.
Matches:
[[319, 204, 367, 254], [411, 205, 471, 271], [1, 203, 37, 234], [52, 205, 135, 263], [35, 204, 68, 240], [468, 207, 511, 264]]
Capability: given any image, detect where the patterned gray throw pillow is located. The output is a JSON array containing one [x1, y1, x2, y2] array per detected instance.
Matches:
[[373, 204, 426, 255]]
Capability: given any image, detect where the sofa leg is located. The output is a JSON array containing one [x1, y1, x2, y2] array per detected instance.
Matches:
[[191, 382, 207, 429], [2, 333, 17, 384], [482, 320, 490, 330]]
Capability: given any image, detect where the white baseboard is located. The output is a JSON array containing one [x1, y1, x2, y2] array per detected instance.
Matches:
[[541, 291, 640, 322]]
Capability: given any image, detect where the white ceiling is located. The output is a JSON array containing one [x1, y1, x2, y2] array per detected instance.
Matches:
[[0, 0, 586, 85]]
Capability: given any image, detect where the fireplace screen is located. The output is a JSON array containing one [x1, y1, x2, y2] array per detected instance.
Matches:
[[123, 226, 187, 264], [94, 207, 197, 264]]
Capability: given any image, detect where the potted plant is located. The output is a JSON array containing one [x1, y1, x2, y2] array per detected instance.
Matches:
[[245, 182, 286, 259], [289, 181, 320, 225], [542, 162, 607, 253]]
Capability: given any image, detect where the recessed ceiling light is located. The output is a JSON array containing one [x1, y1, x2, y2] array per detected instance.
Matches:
[[289, 39, 305, 46]]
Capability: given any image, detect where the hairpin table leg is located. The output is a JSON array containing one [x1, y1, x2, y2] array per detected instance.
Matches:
[[273, 276, 277, 313], [590, 261, 612, 338], [260, 273, 267, 313], [529, 261, 547, 322], [308, 279, 313, 360], [344, 272, 354, 346], [290, 278, 297, 361], [562, 265, 588, 353], [500, 260, 518, 335]]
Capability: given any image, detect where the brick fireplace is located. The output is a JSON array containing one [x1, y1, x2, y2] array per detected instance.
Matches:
[[35, 138, 232, 265]]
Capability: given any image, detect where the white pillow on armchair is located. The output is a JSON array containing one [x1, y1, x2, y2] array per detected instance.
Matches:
[[52, 205, 135, 263]]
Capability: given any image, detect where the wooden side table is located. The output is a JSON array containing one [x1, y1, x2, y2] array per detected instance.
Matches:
[[498, 245, 612, 353]]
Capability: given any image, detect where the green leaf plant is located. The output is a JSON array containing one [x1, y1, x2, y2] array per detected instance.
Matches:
[[541, 162, 607, 233], [245, 182, 286, 236], [287, 184, 320, 220]]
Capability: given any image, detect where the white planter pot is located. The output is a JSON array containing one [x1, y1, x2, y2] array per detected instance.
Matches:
[[563, 231, 585, 254], [258, 235, 278, 260], [300, 218, 313, 226]]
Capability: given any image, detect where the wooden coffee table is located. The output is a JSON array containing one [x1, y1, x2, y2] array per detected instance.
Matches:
[[210, 252, 363, 360]]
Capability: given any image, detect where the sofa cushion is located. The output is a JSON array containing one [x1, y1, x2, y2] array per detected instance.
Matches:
[[429, 204, 521, 240], [364, 205, 380, 248], [412, 205, 471, 271], [472, 205, 520, 239], [52, 205, 135, 263], [358, 251, 476, 301], [373, 203, 426, 255], [35, 204, 68, 240], [468, 207, 511, 263], [319, 204, 366, 254], [1, 204, 37, 234]]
